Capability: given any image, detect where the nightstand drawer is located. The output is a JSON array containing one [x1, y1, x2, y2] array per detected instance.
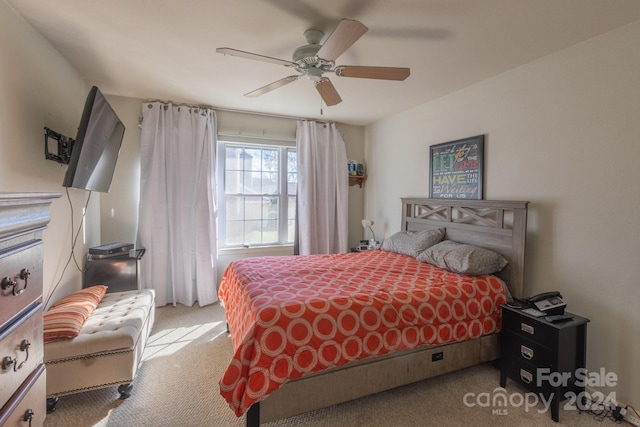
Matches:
[[502, 307, 557, 348], [503, 330, 554, 367], [503, 358, 552, 396]]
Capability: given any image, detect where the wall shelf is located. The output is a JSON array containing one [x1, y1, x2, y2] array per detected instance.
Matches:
[[349, 175, 366, 188]]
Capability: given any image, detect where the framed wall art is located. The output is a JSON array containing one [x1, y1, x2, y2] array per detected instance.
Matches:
[[429, 135, 484, 200]]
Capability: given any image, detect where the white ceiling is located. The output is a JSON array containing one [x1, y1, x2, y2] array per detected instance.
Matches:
[[8, 0, 640, 125]]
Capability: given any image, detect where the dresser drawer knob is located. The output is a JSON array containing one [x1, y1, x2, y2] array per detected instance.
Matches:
[[1, 272, 28, 296], [24, 408, 35, 426], [1, 339, 31, 372], [1, 277, 17, 291]]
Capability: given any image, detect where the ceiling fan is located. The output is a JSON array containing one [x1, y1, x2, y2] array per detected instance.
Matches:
[[216, 19, 410, 107]]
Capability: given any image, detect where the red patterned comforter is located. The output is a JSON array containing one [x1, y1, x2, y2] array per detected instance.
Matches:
[[218, 250, 507, 416]]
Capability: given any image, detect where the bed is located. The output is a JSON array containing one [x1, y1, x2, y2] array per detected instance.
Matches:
[[218, 198, 529, 426]]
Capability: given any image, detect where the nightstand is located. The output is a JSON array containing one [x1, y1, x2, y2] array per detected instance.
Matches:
[[500, 305, 589, 422]]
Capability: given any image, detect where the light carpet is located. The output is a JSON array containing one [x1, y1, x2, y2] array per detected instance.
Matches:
[[43, 302, 616, 426]]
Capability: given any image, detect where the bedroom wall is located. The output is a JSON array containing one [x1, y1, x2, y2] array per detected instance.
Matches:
[[366, 20, 640, 408], [98, 95, 142, 245], [0, 0, 99, 306]]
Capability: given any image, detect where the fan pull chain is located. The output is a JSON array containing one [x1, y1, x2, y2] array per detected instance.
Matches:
[[320, 96, 323, 116]]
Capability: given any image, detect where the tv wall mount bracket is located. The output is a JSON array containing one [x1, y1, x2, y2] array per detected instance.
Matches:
[[44, 127, 74, 164]]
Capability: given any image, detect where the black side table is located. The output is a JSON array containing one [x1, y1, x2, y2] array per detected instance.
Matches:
[[500, 305, 589, 422]]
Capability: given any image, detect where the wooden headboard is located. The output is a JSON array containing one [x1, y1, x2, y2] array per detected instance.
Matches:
[[400, 198, 529, 299]]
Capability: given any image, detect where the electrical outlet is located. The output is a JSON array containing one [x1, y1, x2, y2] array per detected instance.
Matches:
[[625, 411, 640, 427]]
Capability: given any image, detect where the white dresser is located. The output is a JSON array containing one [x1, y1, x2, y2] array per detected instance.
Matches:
[[0, 193, 59, 426]]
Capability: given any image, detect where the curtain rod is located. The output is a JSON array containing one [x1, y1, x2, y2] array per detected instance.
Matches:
[[216, 103, 299, 120], [142, 98, 329, 124]]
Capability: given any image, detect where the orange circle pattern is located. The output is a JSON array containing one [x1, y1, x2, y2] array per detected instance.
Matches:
[[219, 250, 507, 416]]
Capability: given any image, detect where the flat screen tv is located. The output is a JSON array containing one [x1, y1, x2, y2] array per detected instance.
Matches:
[[62, 86, 125, 193]]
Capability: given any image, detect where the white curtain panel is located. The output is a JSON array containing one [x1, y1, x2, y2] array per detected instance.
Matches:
[[296, 120, 349, 255], [137, 102, 218, 307]]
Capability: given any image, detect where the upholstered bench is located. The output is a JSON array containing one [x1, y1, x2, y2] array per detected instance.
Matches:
[[44, 289, 155, 411]]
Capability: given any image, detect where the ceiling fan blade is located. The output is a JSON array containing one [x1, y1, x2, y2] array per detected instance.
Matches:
[[244, 75, 300, 97], [316, 19, 368, 61], [335, 65, 410, 81], [216, 47, 297, 67], [315, 78, 342, 106]]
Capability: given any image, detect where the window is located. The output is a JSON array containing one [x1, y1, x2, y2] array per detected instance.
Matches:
[[218, 140, 297, 248]]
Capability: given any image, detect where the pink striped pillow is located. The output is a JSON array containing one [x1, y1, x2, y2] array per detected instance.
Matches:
[[44, 285, 108, 343]]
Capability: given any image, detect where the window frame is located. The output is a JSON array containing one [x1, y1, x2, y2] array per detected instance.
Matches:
[[217, 136, 296, 249]]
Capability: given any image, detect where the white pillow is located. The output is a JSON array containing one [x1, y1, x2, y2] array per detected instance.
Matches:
[[380, 228, 445, 257], [417, 240, 508, 275]]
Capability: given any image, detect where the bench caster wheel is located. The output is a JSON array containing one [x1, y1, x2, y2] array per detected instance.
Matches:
[[46, 396, 59, 414], [118, 383, 133, 399]]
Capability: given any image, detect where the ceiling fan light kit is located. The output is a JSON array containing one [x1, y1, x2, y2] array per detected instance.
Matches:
[[216, 18, 410, 107]]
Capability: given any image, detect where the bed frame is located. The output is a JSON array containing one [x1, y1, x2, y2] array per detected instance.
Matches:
[[245, 198, 529, 426]]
